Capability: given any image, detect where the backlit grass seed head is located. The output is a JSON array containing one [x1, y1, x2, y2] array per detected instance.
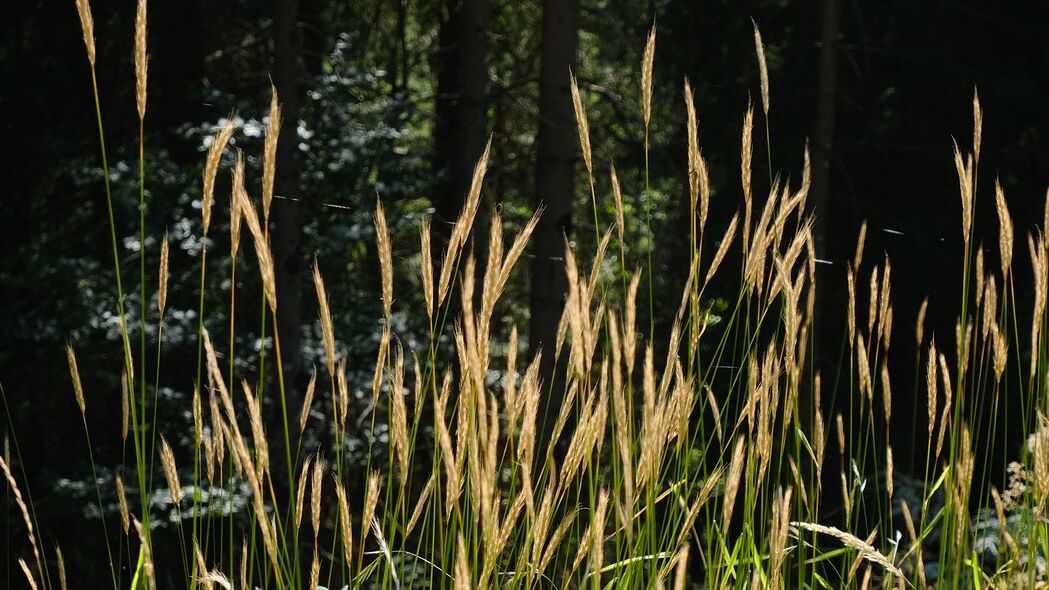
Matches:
[[791, 521, 903, 578], [236, 186, 277, 312], [19, 559, 38, 590], [1, 454, 42, 583], [311, 456, 324, 540], [263, 84, 281, 222], [202, 123, 234, 237], [74, 0, 95, 66], [65, 345, 85, 415], [935, 352, 953, 461], [570, 70, 593, 176], [159, 436, 181, 507], [294, 457, 310, 532], [132, 518, 157, 590], [299, 368, 316, 433], [55, 545, 67, 590], [642, 24, 656, 129], [230, 151, 246, 259], [953, 139, 974, 246], [121, 368, 130, 441], [420, 219, 434, 321], [334, 478, 353, 566], [362, 471, 381, 544], [312, 258, 335, 376], [374, 199, 393, 318], [973, 88, 983, 164], [752, 19, 770, 115], [742, 104, 754, 247], [995, 178, 1014, 276], [158, 230, 169, 315], [135, 0, 147, 120], [115, 472, 129, 533], [722, 436, 746, 530]]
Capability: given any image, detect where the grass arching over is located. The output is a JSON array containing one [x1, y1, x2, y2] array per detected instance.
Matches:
[[4, 3, 1049, 589]]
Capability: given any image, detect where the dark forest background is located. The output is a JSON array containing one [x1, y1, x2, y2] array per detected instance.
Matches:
[[2, 0, 1048, 586]]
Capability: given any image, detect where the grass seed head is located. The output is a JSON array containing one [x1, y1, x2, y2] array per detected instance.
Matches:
[[202, 123, 235, 237], [642, 24, 656, 128], [65, 345, 85, 415], [752, 19, 770, 115], [262, 84, 281, 222], [570, 70, 593, 176], [74, 0, 95, 66], [135, 0, 148, 120]]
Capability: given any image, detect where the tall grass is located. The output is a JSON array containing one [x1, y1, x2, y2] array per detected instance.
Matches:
[[4, 2, 1049, 589]]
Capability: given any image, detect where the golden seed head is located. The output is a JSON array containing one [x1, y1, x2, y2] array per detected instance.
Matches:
[[374, 199, 393, 318], [752, 19, 770, 115], [641, 24, 656, 128], [74, 0, 95, 66], [65, 345, 86, 415], [263, 84, 281, 223], [135, 0, 148, 120], [159, 436, 181, 507], [312, 258, 336, 376], [570, 70, 593, 176], [202, 123, 235, 237]]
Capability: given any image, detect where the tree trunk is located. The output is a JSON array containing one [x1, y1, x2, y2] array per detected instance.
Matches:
[[271, 0, 304, 453], [529, 0, 578, 434]]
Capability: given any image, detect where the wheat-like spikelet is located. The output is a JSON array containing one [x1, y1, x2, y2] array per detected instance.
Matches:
[[236, 183, 277, 311], [159, 436, 181, 507], [791, 521, 903, 577], [262, 85, 281, 222], [438, 139, 490, 304], [362, 471, 381, 544], [239, 379, 270, 477], [741, 104, 754, 248], [1, 454, 42, 582], [202, 123, 235, 237], [953, 140, 973, 247], [19, 558, 38, 590], [835, 413, 846, 456], [1030, 232, 1048, 378], [157, 229, 170, 316], [991, 179, 1014, 279], [406, 472, 434, 536], [641, 24, 656, 129], [721, 436, 746, 531], [55, 544, 68, 590], [299, 368, 317, 434], [239, 541, 248, 590], [64, 345, 86, 415], [131, 518, 157, 590], [74, 0, 95, 66], [334, 477, 353, 567], [926, 337, 938, 442], [899, 501, 927, 589], [312, 258, 336, 377], [192, 383, 202, 443], [972, 88, 982, 164], [420, 219, 434, 321], [303, 455, 320, 541], [934, 353, 953, 462], [769, 486, 793, 590], [391, 346, 410, 484], [115, 471, 130, 533], [569, 70, 593, 177], [308, 548, 320, 590], [916, 296, 928, 347], [194, 542, 212, 590], [135, 0, 148, 120], [230, 152, 246, 259], [293, 456, 310, 532], [752, 19, 770, 115], [374, 199, 394, 318]]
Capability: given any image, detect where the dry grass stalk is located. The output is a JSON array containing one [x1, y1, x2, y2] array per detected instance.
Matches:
[[239, 379, 270, 477], [202, 123, 234, 237], [230, 152, 246, 259], [926, 338, 938, 443], [752, 19, 770, 115], [721, 436, 746, 530], [391, 346, 410, 483], [406, 472, 434, 535], [995, 180, 1014, 276], [116, 472, 130, 533], [263, 85, 281, 222], [642, 24, 656, 129], [438, 138, 491, 304], [570, 70, 593, 176], [953, 140, 974, 246], [769, 486, 794, 590], [741, 104, 755, 250], [74, 0, 95, 66], [335, 478, 354, 567], [973, 88, 982, 164], [1, 454, 42, 582], [132, 518, 157, 590], [934, 352, 953, 462], [134, 0, 147, 120], [310, 456, 324, 540], [18, 559, 38, 590], [299, 368, 317, 433], [55, 544, 68, 590], [312, 258, 336, 376], [293, 456, 310, 532], [703, 214, 739, 290], [673, 544, 689, 590], [900, 501, 927, 589], [121, 368, 130, 441], [65, 345, 86, 415], [158, 230, 170, 315], [309, 548, 320, 590], [375, 199, 394, 318], [792, 521, 903, 577], [236, 184, 277, 312], [611, 164, 626, 257], [362, 471, 381, 544], [159, 436, 181, 507], [420, 219, 434, 321]]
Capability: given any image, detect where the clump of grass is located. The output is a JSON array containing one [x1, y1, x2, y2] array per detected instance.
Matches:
[[6, 3, 1049, 589]]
